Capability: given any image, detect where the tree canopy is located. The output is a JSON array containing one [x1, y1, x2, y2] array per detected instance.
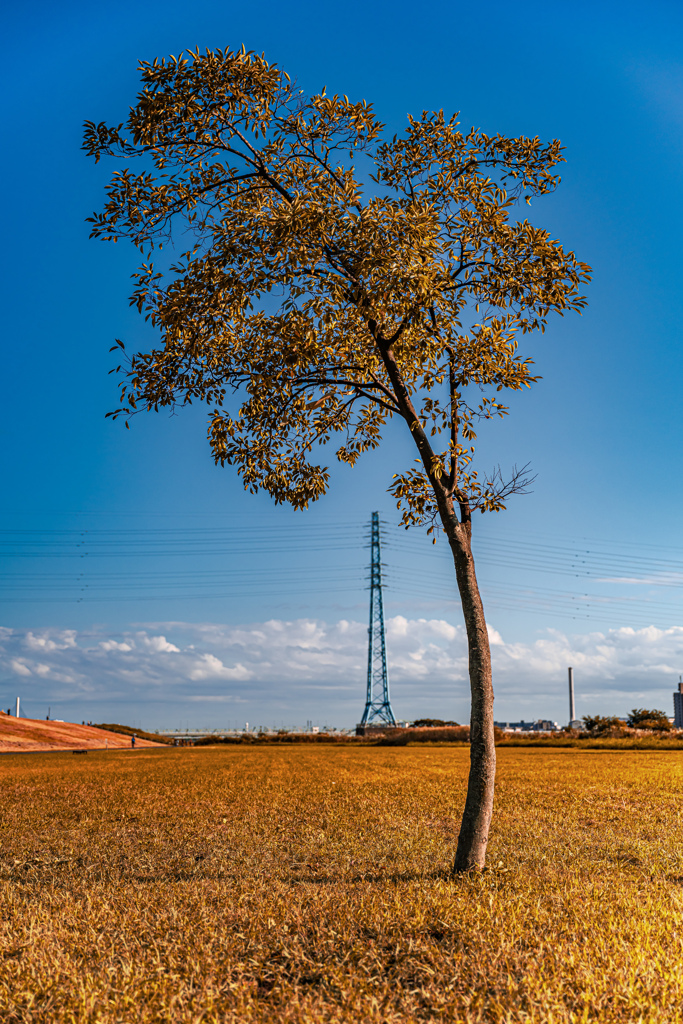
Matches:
[[581, 715, 626, 735], [84, 46, 590, 528], [627, 708, 671, 731]]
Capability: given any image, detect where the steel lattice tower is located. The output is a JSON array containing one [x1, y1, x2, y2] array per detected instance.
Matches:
[[360, 512, 396, 727]]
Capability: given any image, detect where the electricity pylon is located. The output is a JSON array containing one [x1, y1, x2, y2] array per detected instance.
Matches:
[[359, 512, 396, 727]]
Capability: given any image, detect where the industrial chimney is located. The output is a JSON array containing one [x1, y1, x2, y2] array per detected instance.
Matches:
[[568, 668, 582, 729]]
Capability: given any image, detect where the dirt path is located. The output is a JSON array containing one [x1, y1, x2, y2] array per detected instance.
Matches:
[[0, 715, 164, 752]]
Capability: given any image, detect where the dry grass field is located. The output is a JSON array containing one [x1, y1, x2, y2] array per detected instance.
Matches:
[[2, 745, 683, 1023]]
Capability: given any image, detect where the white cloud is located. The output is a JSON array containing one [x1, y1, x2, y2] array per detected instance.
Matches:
[[189, 654, 251, 681], [25, 631, 77, 652], [140, 634, 180, 653], [2, 618, 683, 725], [487, 625, 504, 646]]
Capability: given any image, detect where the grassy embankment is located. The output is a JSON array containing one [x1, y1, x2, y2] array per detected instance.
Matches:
[[93, 723, 173, 745], [2, 745, 683, 1022]]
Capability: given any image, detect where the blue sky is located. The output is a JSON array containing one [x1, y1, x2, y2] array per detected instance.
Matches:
[[3, 0, 683, 729]]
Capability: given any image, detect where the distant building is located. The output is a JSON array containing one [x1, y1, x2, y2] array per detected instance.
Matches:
[[495, 719, 560, 733], [674, 681, 683, 729]]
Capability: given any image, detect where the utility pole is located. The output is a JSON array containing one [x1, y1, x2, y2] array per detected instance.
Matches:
[[359, 512, 396, 729]]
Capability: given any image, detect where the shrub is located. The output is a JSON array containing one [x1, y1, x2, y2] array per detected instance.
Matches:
[[411, 718, 459, 728], [378, 726, 470, 745]]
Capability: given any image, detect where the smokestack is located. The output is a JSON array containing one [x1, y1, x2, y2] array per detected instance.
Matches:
[[568, 667, 575, 724]]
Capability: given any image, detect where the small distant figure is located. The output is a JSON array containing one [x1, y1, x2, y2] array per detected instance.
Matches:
[[131, 734, 136, 748]]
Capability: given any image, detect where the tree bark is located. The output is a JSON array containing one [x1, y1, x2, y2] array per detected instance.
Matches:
[[447, 520, 496, 872]]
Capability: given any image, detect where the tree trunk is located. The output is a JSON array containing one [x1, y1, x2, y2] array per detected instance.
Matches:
[[448, 522, 496, 872], [374, 341, 496, 871]]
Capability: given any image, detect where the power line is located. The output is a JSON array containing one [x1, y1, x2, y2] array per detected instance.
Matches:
[[3, 516, 683, 629]]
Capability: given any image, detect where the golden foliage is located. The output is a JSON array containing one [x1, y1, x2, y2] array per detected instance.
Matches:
[[84, 47, 590, 525], [2, 746, 683, 1022]]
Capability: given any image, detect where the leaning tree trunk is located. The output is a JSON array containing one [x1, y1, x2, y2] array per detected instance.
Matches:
[[448, 520, 496, 872], [376, 342, 496, 871]]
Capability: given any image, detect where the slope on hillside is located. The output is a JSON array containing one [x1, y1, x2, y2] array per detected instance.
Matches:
[[0, 715, 164, 753]]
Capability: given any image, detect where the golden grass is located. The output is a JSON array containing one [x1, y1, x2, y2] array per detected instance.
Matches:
[[2, 745, 683, 1022]]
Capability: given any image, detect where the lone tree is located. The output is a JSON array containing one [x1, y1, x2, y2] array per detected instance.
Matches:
[[84, 47, 590, 871]]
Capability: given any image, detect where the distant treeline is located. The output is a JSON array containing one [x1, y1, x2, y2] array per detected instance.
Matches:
[[193, 726, 472, 746], [96, 721, 683, 750], [193, 725, 683, 749], [194, 731, 354, 746]]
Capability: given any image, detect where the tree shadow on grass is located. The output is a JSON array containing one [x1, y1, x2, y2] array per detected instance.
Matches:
[[126, 865, 456, 886], [287, 866, 455, 885]]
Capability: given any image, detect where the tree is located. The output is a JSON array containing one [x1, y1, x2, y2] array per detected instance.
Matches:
[[83, 47, 590, 871], [627, 708, 671, 731], [581, 715, 626, 736]]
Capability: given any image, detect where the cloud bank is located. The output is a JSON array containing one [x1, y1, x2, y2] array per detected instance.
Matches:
[[1, 617, 682, 728]]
